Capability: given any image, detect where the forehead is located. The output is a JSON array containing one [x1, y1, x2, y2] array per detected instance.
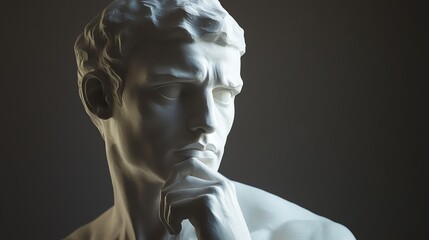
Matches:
[[127, 42, 242, 87]]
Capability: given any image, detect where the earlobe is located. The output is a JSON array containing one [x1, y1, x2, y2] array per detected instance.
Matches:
[[82, 71, 113, 120]]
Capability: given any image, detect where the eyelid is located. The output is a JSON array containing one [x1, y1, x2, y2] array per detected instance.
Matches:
[[213, 88, 234, 104], [214, 85, 241, 96], [153, 82, 182, 88], [148, 78, 195, 87], [154, 83, 182, 100]]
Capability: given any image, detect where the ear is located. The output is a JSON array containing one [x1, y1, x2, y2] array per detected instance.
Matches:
[[81, 71, 113, 120]]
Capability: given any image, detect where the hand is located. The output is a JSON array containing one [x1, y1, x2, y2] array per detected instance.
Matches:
[[160, 158, 251, 240]]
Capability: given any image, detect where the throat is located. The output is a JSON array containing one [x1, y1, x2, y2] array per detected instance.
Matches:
[[112, 176, 167, 240]]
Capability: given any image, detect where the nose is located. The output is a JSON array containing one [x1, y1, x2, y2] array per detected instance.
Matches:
[[188, 91, 217, 134]]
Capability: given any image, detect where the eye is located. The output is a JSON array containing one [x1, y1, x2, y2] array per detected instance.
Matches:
[[213, 88, 233, 104], [155, 84, 182, 100]]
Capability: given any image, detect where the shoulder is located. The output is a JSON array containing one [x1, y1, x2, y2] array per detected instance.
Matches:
[[271, 220, 356, 240], [233, 181, 320, 227], [272, 220, 355, 240], [64, 223, 92, 240], [233, 181, 355, 240], [63, 207, 116, 240]]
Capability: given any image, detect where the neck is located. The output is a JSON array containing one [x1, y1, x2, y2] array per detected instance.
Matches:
[[106, 143, 168, 240]]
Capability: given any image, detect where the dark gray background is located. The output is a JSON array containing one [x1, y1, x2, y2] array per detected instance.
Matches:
[[1, 0, 427, 239]]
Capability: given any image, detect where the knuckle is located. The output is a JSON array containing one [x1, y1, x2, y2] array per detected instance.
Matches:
[[183, 175, 193, 183], [217, 179, 229, 190], [195, 194, 218, 214], [208, 185, 222, 197], [189, 157, 199, 164], [201, 194, 216, 204], [188, 158, 199, 169]]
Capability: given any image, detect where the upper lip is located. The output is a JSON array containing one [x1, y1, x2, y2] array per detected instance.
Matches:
[[177, 142, 217, 153]]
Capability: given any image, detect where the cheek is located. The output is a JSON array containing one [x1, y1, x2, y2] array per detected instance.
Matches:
[[114, 97, 174, 148], [217, 104, 235, 134], [128, 89, 182, 135], [113, 102, 184, 169], [143, 102, 184, 137]]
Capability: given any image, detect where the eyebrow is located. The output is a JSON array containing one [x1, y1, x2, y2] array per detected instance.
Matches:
[[147, 74, 243, 91], [146, 73, 198, 86], [215, 69, 243, 89], [221, 77, 243, 88], [144, 61, 244, 90]]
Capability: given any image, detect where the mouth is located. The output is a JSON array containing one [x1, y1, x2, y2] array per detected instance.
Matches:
[[178, 142, 217, 152], [176, 142, 218, 164]]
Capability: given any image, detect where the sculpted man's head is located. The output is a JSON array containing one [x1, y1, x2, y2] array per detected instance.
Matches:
[[75, 0, 246, 182], [68, 1, 356, 239]]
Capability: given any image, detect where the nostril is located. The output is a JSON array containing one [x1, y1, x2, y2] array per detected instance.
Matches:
[[203, 125, 215, 134], [190, 125, 215, 134], [187, 96, 217, 134]]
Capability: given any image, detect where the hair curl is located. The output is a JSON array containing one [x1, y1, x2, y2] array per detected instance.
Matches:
[[74, 0, 245, 135], [75, 0, 245, 104]]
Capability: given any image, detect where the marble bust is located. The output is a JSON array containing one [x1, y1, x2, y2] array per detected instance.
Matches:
[[66, 0, 355, 239]]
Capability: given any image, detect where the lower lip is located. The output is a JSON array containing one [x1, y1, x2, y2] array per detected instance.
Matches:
[[178, 150, 217, 162]]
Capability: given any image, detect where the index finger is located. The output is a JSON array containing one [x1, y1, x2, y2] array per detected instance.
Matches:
[[164, 158, 224, 187]]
